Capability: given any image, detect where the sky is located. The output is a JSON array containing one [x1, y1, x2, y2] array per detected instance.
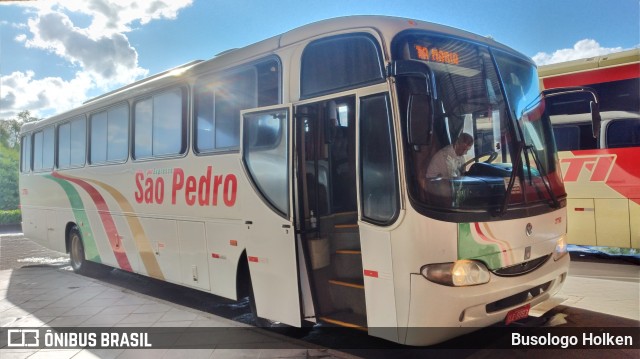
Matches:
[[1, 0, 638, 120]]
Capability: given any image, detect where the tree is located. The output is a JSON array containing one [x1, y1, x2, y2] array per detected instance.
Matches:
[[0, 145, 19, 210], [0, 110, 39, 210], [0, 119, 21, 149], [1, 110, 39, 149]]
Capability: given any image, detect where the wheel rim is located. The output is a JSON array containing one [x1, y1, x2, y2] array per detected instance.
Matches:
[[70, 233, 84, 269]]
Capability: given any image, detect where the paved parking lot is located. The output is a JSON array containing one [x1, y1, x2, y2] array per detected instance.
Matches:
[[2, 230, 638, 358], [0, 233, 354, 358]]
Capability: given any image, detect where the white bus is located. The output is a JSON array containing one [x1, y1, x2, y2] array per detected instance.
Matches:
[[19, 16, 594, 345]]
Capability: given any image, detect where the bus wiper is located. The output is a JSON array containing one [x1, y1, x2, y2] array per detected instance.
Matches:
[[523, 142, 533, 185], [523, 144, 560, 208], [496, 141, 524, 216]]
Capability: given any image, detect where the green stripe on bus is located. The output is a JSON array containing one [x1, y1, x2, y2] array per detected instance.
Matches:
[[457, 222, 502, 270], [44, 174, 101, 263]]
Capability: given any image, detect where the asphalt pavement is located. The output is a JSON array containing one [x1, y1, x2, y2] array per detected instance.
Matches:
[[1, 230, 638, 358]]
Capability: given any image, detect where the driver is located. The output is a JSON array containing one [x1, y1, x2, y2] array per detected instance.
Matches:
[[426, 132, 474, 178]]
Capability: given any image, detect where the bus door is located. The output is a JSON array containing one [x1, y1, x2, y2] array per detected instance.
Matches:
[[240, 105, 301, 327], [295, 96, 367, 329]]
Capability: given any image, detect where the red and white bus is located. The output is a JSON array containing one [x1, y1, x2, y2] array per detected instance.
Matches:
[[19, 16, 595, 345], [539, 49, 640, 249]]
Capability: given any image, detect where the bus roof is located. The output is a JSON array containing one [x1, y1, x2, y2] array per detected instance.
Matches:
[[538, 48, 640, 78], [21, 15, 528, 134]]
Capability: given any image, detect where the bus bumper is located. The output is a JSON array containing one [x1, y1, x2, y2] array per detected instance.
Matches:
[[403, 253, 570, 346]]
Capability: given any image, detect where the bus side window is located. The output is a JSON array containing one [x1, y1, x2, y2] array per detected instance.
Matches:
[[553, 125, 580, 151], [552, 123, 598, 151], [301, 33, 384, 98], [194, 58, 281, 154], [360, 93, 399, 224], [606, 119, 640, 148], [20, 135, 32, 173], [91, 104, 129, 164], [32, 127, 54, 172], [57, 116, 86, 169], [134, 88, 186, 159]]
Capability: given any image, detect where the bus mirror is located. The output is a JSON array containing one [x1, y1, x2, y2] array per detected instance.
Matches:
[[390, 60, 436, 146], [590, 100, 601, 139], [390, 60, 437, 97], [541, 86, 600, 117], [408, 94, 434, 146]]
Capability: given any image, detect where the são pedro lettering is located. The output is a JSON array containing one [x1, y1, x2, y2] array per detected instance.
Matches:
[[135, 166, 237, 207]]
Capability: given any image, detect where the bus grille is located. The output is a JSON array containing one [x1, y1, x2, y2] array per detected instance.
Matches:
[[492, 254, 551, 277], [486, 280, 552, 313]]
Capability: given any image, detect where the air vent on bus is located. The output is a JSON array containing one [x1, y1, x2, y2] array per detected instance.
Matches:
[[492, 254, 551, 277]]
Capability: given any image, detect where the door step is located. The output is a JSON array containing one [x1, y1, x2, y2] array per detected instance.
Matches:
[[335, 249, 361, 255], [333, 250, 363, 280], [320, 311, 367, 331], [334, 223, 358, 230], [327, 277, 366, 315]]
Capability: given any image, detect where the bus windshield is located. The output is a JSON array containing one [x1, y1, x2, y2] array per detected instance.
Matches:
[[393, 33, 565, 218]]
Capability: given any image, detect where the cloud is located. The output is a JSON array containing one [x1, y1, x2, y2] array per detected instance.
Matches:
[[0, 70, 94, 119], [1, 0, 192, 119], [532, 39, 624, 66], [22, 11, 147, 85], [66, 0, 191, 34]]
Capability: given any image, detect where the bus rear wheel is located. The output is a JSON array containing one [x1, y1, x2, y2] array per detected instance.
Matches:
[[69, 226, 87, 273]]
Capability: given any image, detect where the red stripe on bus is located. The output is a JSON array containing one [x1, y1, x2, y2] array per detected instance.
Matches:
[[575, 208, 585, 211], [248, 256, 259, 262], [52, 172, 133, 272], [474, 222, 510, 265], [542, 63, 640, 89]]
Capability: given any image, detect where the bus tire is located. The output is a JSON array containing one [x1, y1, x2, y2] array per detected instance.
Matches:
[[69, 226, 88, 274]]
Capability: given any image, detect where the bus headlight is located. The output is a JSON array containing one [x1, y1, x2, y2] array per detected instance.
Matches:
[[553, 235, 568, 261], [421, 260, 491, 286]]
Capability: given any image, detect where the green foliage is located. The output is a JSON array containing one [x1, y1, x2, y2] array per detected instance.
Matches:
[[1, 111, 37, 150], [0, 209, 21, 225], [0, 110, 37, 211], [0, 119, 21, 149], [0, 145, 20, 210]]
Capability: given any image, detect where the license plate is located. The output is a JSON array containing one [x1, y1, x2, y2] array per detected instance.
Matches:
[[505, 303, 530, 325]]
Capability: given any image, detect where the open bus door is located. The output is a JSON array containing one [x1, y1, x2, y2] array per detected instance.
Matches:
[[240, 105, 302, 327]]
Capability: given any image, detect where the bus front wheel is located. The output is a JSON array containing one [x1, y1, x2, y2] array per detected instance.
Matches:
[[69, 226, 87, 273]]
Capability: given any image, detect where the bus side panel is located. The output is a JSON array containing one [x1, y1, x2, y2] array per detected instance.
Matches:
[[566, 198, 597, 246], [388, 209, 458, 340], [112, 214, 140, 273], [559, 148, 640, 248], [139, 218, 180, 282], [49, 208, 75, 253], [20, 206, 39, 245], [178, 221, 210, 291], [20, 174, 72, 252], [359, 222, 398, 341], [23, 208, 51, 249], [630, 201, 640, 249], [205, 221, 245, 300], [595, 199, 631, 248]]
